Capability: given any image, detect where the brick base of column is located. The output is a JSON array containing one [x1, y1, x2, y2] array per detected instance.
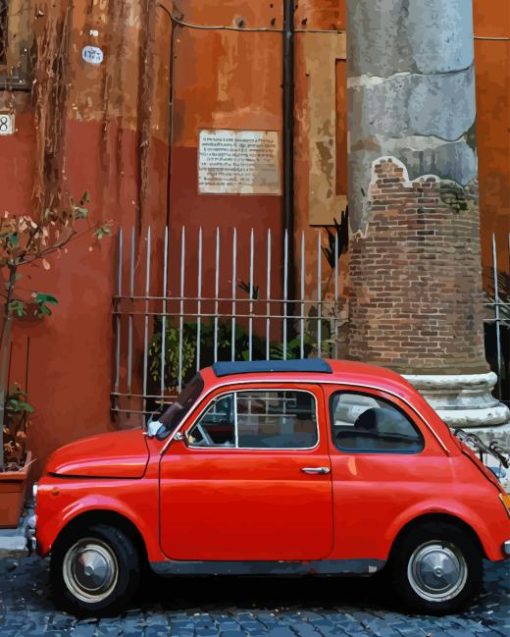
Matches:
[[348, 157, 510, 447], [348, 157, 488, 375]]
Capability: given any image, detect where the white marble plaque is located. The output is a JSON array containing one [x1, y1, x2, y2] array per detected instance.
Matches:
[[199, 130, 281, 195]]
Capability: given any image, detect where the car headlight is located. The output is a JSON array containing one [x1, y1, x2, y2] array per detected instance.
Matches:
[[499, 493, 510, 518]]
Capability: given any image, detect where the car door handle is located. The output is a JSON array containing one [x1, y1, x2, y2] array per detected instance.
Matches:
[[301, 467, 331, 475]]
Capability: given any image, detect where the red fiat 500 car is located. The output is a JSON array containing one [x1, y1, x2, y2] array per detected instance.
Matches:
[[33, 360, 510, 616]]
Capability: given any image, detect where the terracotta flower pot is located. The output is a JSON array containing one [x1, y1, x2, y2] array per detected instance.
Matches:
[[0, 451, 35, 528]]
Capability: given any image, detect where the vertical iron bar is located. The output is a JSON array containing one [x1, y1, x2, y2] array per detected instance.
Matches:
[[114, 229, 123, 393], [266, 229, 272, 360], [317, 230, 322, 357], [492, 233, 502, 398], [300, 231, 305, 359], [214, 228, 220, 363], [127, 227, 135, 394], [160, 227, 169, 400], [178, 227, 186, 392], [142, 227, 152, 415], [196, 228, 203, 372], [283, 0, 296, 305], [507, 233, 510, 401], [249, 229, 255, 361], [283, 229, 289, 360], [231, 229, 237, 361], [334, 229, 339, 359], [234, 393, 239, 449]]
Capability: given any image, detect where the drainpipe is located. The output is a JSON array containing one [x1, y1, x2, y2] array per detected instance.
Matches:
[[157, 2, 177, 228], [283, 0, 296, 307], [165, 21, 177, 228]]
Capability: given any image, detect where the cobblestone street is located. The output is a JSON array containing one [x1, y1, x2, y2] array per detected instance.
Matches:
[[0, 558, 508, 637]]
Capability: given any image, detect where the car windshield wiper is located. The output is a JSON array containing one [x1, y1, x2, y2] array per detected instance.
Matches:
[[454, 428, 509, 469]]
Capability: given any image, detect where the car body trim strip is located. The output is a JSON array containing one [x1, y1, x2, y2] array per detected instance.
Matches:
[[150, 558, 385, 576]]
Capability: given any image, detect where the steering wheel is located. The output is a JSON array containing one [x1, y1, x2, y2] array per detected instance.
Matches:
[[196, 422, 215, 446]]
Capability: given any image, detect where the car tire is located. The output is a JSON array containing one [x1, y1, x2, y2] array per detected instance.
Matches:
[[389, 521, 482, 614], [50, 523, 141, 617]]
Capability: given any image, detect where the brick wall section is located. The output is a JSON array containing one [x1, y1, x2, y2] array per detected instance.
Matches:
[[348, 158, 488, 375]]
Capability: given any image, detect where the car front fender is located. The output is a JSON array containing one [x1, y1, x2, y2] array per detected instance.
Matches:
[[36, 478, 162, 562]]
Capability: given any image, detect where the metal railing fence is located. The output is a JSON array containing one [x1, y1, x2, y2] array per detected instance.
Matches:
[[485, 232, 510, 404], [111, 226, 510, 421], [112, 226, 347, 419]]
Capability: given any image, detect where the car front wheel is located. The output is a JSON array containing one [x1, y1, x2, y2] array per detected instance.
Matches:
[[389, 521, 482, 614], [50, 523, 141, 617]]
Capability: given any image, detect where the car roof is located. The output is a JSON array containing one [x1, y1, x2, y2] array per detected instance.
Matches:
[[205, 359, 410, 392], [212, 359, 333, 377]]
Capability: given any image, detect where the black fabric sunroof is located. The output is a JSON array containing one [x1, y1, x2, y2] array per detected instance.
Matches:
[[212, 360, 333, 377]]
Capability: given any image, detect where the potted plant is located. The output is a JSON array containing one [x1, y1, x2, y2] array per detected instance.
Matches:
[[0, 386, 35, 527], [0, 195, 111, 527]]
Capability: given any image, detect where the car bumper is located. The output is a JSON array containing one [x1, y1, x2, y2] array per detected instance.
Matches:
[[25, 514, 37, 555]]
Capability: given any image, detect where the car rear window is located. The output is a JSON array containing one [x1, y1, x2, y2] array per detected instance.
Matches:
[[330, 391, 424, 454]]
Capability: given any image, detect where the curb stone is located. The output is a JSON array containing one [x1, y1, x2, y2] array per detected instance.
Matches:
[[0, 535, 27, 559]]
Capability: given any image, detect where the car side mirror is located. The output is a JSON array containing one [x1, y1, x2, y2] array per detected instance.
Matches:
[[155, 425, 170, 441], [172, 431, 189, 445]]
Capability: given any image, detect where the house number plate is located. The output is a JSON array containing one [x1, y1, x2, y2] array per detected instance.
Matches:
[[0, 113, 15, 136]]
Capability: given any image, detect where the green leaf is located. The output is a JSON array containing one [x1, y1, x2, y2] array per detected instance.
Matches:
[[35, 293, 58, 306], [73, 206, 89, 220], [8, 300, 26, 318], [7, 233, 19, 248], [17, 401, 34, 413], [94, 223, 113, 241], [33, 293, 59, 318]]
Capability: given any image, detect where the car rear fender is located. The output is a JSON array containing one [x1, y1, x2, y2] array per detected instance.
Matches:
[[385, 499, 505, 562]]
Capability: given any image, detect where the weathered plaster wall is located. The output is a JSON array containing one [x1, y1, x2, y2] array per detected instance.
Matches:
[[167, 1, 285, 301], [0, 0, 171, 469], [0, 0, 508, 465], [473, 0, 510, 275]]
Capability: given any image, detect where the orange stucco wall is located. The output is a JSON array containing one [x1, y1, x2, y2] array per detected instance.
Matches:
[[473, 0, 510, 275], [0, 0, 508, 469]]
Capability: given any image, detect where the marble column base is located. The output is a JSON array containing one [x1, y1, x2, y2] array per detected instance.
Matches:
[[405, 372, 510, 442], [405, 372, 510, 491]]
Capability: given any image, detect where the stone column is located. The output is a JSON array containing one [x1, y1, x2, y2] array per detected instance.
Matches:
[[346, 0, 510, 445]]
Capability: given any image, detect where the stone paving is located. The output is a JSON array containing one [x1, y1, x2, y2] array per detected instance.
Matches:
[[0, 558, 508, 637]]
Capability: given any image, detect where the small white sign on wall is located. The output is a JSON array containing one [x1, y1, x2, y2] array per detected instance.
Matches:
[[0, 113, 15, 136], [82, 45, 104, 66]]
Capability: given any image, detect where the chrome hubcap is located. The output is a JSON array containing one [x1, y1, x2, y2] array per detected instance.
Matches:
[[408, 541, 468, 602], [63, 539, 119, 603]]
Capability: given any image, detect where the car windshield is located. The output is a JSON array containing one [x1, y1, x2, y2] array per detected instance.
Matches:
[[159, 374, 205, 432]]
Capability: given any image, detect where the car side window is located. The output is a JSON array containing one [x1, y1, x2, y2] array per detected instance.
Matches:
[[188, 390, 318, 449], [330, 391, 424, 454], [237, 391, 317, 449], [188, 394, 236, 447]]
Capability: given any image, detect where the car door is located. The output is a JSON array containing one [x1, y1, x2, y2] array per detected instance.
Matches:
[[159, 383, 333, 561], [325, 385, 452, 561]]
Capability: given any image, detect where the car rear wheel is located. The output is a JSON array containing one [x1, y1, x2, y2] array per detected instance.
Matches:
[[389, 521, 482, 614], [50, 523, 141, 617]]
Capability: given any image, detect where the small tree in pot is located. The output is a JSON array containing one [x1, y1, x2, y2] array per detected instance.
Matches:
[[0, 195, 111, 474]]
